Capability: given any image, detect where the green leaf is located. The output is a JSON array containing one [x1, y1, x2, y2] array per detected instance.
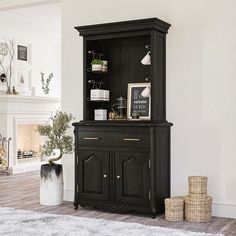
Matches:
[[36, 111, 74, 163]]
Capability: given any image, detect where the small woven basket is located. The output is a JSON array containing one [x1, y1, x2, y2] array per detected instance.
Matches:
[[185, 195, 212, 223], [188, 176, 208, 194], [165, 197, 184, 222]]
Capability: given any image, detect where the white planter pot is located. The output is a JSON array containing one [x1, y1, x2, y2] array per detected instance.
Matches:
[[40, 164, 63, 206], [92, 64, 102, 71]]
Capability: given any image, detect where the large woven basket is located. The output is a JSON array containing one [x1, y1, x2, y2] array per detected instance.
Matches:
[[165, 197, 184, 222], [188, 176, 208, 194], [185, 195, 212, 223]]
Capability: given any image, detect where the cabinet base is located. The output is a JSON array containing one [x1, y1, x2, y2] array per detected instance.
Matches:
[[75, 200, 160, 217]]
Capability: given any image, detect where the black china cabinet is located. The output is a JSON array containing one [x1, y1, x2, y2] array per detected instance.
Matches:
[[73, 18, 172, 217]]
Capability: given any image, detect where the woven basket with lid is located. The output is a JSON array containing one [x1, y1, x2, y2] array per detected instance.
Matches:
[[165, 197, 184, 222], [185, 195, 212, 222], [188, 176, 208, 194]]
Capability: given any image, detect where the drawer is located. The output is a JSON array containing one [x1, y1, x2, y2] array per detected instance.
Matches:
[[78, 128, 150, 147]]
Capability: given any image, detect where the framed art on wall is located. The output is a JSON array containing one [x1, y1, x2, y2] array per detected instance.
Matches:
[[127, 82, 151, 120], [17, 45, 27, 61], [16, 43, 31, 65], [16, 70, 32, 95]]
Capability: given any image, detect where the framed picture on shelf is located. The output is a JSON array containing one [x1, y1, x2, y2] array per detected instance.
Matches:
[[16, 70, 31, 95], [127, 82, 151, 120]]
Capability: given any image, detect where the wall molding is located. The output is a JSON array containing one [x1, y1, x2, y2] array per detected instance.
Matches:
[[64, 189, 74, 202], [213, 202, 236, 219]]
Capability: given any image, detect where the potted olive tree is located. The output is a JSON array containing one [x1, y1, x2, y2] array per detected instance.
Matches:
[[37, 111, 73, 206]]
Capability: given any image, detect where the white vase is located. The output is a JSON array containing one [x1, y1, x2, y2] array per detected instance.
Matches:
[[40, 164, 63, 206]]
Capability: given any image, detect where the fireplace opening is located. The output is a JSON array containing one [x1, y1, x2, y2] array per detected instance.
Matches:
[[16, 124, 46, 163]]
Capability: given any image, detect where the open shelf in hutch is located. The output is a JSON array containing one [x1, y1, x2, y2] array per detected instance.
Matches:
[[76, 18, 170, 122]]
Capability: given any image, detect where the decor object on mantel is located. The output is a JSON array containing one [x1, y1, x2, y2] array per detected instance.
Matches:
[[0, 40, 15, 94], [37, 111, 73, 205], [40, 72, 53, 95], [0, 73, 6, 82], [0, 134, 12, 175], [0, 208, 223, 236]]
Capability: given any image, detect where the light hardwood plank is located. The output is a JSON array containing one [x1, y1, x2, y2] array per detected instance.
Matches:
[[0, 171, 235, 235]]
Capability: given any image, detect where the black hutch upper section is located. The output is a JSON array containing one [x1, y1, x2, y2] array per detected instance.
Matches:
[[75, 18, 171, 122]]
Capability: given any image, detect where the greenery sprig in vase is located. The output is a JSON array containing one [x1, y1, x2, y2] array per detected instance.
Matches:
[[41, 72, 53, 95]]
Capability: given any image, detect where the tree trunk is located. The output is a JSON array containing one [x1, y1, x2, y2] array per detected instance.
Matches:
[[48, 152, 63, 165]]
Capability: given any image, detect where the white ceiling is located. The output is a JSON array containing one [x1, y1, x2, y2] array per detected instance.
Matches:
[[7, 3, 61, 27], [0, 3, 61, 42]]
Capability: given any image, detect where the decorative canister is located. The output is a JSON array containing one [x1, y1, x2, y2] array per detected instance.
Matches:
[[102, 60, 108, 72], [185, 195, 212, 223], [165, 197, 184, 222], [188, 176, 208, 195]]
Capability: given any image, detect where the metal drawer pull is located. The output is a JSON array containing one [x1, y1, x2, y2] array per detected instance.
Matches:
[[123, 138, 141, 141], [116, 175, 120, 179], [83, 137, 100, 140], [103, 174, 107, 178]]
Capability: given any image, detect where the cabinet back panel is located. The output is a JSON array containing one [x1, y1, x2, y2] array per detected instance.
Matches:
[[85, 36, 150, 119], [108, 36, 150, 107]]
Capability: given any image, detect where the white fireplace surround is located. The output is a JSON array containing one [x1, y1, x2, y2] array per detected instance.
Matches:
[[0, 95, 60, 174]]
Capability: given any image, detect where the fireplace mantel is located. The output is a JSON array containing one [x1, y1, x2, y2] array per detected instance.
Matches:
[[0, 94, 60, 102], [0, 95, 61, 113], [0, 95, 61, 174]]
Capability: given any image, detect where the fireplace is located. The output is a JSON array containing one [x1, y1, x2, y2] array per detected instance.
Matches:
[[0, 95, 60, 174], [16, 123, 46, 164]]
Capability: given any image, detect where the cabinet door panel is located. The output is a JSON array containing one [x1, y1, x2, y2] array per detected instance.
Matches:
[[115, 152, 150, 204], [78, 150, 109, 200]]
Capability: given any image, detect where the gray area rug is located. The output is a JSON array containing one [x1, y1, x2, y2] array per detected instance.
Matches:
[[0, 207, 223, 236]]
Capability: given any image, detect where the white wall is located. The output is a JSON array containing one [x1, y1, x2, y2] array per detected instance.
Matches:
[[61, 0, 236, 218], [0, 8, 61, 97]]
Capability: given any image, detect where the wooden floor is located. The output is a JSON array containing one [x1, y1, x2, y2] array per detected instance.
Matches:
[[0, 171, 236, 235]]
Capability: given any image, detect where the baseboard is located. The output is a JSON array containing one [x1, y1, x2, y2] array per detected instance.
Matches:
[[11, 163, 41, 174], [64, 189, 74, 201], [63, 189, 236, 219], [213, 202, 236, 219]]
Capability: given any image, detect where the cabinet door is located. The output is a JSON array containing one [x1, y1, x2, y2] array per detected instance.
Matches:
[[115, 151, 150, 204], [78, 150, 109, 201]]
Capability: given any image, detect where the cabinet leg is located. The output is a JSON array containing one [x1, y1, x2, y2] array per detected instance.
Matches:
[[73, 202, 79, 210], [151, 214, 156, 219]]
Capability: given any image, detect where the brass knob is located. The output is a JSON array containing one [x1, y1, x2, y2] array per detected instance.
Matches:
[[103, 174, 107, 178], [117, 175, 120, 179]]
